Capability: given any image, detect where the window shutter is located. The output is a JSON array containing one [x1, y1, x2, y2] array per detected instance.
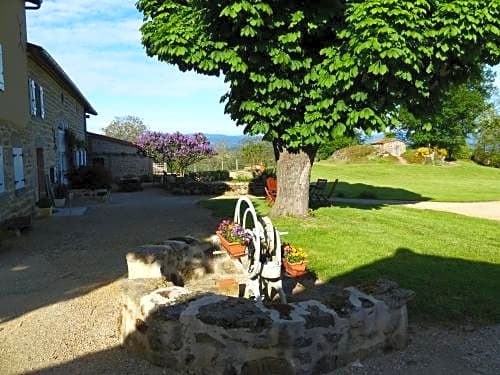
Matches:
[[0, 44, 5, 91], [40, 86, 45, 118], [0, 147, 5, 193], [13, 147, 25, 190], [29, 79, 37, 115]]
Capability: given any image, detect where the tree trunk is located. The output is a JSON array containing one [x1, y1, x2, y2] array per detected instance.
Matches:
[[269, 146, 315, 218]]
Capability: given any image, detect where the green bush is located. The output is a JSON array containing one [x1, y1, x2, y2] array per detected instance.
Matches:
[[69, 165, 112, 189], [186, 170, 230, 182], [454, 144, 473, 160], [473, 151, 500, 168]]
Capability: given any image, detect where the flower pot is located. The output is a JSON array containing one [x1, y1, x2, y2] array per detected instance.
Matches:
[[37, 206, 53, 218], [283, 259, 308, 277], [216, 231, 247, 258], [54, 198, 66, 208]]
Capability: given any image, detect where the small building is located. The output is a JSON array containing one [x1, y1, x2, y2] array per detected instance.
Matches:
[[86, 132, 153, 181], [370, 138, 406, 157]]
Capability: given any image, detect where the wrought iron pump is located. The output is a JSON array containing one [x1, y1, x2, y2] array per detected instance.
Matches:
[[232, 196, 286, 304]]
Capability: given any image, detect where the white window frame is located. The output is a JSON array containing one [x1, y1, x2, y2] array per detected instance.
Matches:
[[40, 86, 45, 118], [0, 44, 5, 91], [28, 78, 45, 118], [0, 147, 5, 193], [29, 79, 37, 115], [13, 147, 25, 190]]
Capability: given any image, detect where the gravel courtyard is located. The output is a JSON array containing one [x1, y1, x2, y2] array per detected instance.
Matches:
[[0, 185, 498, 374]]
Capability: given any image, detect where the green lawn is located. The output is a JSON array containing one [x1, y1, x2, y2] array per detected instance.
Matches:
[[202, 197, 500, 324], [312, 160, 500, 202]]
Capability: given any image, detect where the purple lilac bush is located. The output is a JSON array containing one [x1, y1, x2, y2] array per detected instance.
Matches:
[[136, 131, 216, 175]]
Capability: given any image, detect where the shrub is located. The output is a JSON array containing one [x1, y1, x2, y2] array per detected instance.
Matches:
[[69, 165, 112, 189], [186, 170, 230, 182], [454, 144, 473, 160]]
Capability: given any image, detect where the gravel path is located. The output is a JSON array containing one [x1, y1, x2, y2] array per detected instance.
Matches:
[[0, 186, 498, 374], [335, 198, 500, 221]]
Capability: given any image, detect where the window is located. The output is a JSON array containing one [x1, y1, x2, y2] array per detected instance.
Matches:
[[13, 147, 25, 190], [74, 149, 87, 168], [0, 147, 5, 193], [28, 78, 45, 118], [0, 44, 4, 91]]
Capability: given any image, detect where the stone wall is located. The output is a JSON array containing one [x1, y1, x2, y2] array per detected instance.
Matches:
[[120, 238, 414, 374], [87, 134, 153, 180], [28, 57, 88, 192], [0, 121, 36, 222]]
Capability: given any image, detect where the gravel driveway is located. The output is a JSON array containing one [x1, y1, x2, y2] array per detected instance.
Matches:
[[0, 185, 498, 374]]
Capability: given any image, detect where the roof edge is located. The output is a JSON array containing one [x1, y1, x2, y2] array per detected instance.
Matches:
[[86, 132, 138, 147], [27, 43, 97, 115]]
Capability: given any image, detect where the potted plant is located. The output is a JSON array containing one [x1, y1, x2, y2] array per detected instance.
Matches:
[[282, 243, 308, 277], [216, 219, 251, 258], [53, 184, 67, 208], [36, 197, 53, 217]]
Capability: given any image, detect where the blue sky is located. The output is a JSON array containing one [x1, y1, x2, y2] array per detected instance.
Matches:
[[26, 0, 241, 135], [27, 0, 500, 136]]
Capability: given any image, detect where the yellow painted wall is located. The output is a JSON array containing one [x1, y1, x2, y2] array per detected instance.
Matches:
[[0, 0, 29, 127]]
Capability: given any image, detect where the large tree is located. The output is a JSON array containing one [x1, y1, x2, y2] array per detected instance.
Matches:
[[102, 115, 148, 143], [398, 68, 497, 159], [137, 0, 499, 217]]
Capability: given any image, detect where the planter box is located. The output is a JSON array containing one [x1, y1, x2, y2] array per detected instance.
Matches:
[[54, 198, 66, 208], [216, 231, 247, 258], [283, 259, 308, 277]]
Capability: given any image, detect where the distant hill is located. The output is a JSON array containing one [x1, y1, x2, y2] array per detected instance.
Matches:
[[205, 134, 260, 148]]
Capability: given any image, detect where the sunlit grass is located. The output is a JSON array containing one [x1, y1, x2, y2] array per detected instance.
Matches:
[[202, 197, 500, 324], [312, 160, 500, 202]]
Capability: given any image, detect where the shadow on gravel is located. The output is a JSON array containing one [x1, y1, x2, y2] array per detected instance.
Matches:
[[0, 185, 218, 324], [23, 247, 500, 374]]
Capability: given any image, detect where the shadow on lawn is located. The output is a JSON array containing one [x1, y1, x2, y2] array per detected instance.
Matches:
[[335, 181, 431, 202], [23, 247, 500, 374], [289, 247, 500, 324]]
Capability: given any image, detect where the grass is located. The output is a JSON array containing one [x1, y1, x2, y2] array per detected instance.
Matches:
[[202, 197, 500, 325], [312, 160, 500, 202]]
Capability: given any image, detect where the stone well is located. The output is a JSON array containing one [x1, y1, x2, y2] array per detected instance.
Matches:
[[120, 236, 414, 374]]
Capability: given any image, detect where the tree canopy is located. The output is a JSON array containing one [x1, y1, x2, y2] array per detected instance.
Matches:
[[102, 115, 148, 143], [137, 0, 500, 216], [398, 68, 497, 159]]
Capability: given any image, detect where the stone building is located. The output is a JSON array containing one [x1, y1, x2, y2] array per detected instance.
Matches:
[[0, 1, 42, 222], [370, 138, 407, 157], [27, 43, 97, 198], [87, 132, 153, 180], [0, 0, 97, 222]]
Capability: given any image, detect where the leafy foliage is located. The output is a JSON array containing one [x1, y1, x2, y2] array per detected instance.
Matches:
[[136, 131, 216, 175], [238, 138, 275, 167], [317, 135, 359, 160], [398, 68, 497, 159], [473, 108, 500, 167], [102, 115, 148, 143], [137, 0, 500, 150]]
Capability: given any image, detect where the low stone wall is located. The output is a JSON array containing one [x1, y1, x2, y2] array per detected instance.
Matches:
[[120, 237, 414, 374]]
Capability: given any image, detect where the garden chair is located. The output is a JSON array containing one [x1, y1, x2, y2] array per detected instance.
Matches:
[[309, 178, 328, 201], [310, 178, 339, 206], [264, 177, 277, 203]]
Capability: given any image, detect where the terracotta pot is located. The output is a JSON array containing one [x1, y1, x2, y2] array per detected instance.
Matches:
[[283, 259, 308, 277], [216, 231, 247, 258]]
